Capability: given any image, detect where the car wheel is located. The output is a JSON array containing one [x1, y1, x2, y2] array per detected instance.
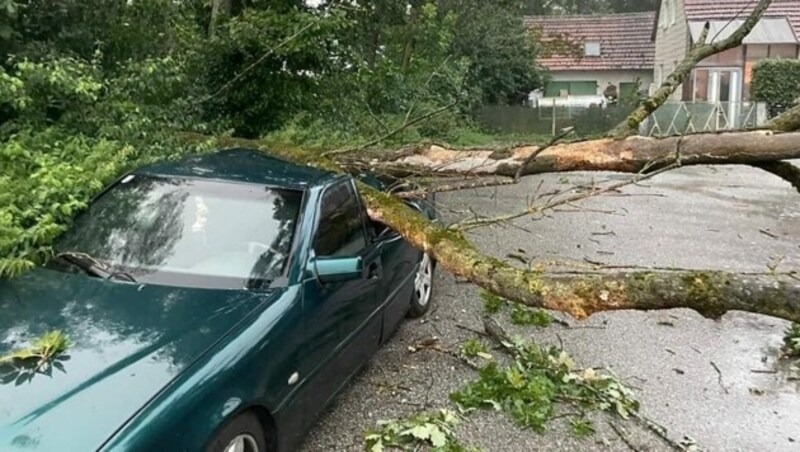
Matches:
[[206, 412, 268, 452], [408, 252, 434, 318]]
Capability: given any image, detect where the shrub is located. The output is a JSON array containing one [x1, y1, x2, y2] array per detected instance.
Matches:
[[751, 59, 800, 117]]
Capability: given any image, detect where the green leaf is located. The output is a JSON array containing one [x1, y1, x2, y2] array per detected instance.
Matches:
[[429, 427, 447, 448]]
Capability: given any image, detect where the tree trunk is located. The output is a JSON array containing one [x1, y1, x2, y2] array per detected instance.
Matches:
[[366, 131, 800, 178], [209, 0, 232, 37]]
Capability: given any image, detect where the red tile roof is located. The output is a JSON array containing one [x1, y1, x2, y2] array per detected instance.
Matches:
[[684, 0, 800, 38], [524, 12, 656, 72]]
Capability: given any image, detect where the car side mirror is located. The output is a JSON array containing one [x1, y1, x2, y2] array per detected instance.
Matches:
[[310, 256, 362, 283]]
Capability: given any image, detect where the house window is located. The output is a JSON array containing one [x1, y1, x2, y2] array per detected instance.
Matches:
[[769, 44, 798, 58], [584, 42, 601, 57], [695, 70, 710, 102]]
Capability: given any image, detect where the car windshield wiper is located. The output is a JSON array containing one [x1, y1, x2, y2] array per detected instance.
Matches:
[[54, 252, 136, 283]]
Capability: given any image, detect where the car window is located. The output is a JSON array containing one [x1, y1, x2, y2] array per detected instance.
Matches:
[[314, 181, 367, 257], [50, 175, 302, 290]]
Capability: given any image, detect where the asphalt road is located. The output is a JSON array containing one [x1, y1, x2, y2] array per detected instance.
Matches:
[[300, 163, 800, 452]]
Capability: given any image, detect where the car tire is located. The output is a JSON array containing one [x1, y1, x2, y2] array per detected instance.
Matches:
[[408, 252, 434, 318], [205, 412, 269, 452]]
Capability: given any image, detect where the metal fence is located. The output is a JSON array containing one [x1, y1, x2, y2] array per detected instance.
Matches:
[[477, 103, 637, 137], [641, 102, 769, 137], [476, 101, 775, 138]]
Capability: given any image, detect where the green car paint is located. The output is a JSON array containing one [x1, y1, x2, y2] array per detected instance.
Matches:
[[0, 149, 437, 451]]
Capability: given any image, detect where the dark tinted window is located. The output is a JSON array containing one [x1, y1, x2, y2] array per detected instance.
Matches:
[[51, 175, 302, 290], [314, 182, 366, 256]]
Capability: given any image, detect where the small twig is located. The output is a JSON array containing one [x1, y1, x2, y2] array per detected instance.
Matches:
[[608, 422, 642, 452], [632, 413, 687, 451], [758, 229, 779, 239], [454, 324, 489, 337], [710, 361, 729, 394]]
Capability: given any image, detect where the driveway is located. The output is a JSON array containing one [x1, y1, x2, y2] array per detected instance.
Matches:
[[300, 163, 800, 451]]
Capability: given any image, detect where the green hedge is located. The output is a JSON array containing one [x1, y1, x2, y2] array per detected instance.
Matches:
[[751, 59, 800, 116]]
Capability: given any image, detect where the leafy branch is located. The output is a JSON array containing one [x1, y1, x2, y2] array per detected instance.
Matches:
[[450, 318, 639, 436], [365, 409, 478, 452], [0, 330, 71, 377]]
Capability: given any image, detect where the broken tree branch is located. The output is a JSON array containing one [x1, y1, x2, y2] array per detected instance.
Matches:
[[362, 184, 800, 324], [765, 103, 800, 132]]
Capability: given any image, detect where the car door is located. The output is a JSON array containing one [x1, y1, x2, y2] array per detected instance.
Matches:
[[371, 222, 420, 341], [299, 179, 384, 419]]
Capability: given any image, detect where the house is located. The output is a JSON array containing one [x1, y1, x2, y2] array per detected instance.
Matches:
[[524, 12, 656, 105], [654, 0, 800, 103]]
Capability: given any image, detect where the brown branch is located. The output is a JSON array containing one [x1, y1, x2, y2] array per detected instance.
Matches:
[[453, 161, 682, 230], [607, 0, 773, 139]]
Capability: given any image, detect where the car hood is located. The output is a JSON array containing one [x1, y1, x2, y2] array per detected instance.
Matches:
[[0, 269, 271, 451]]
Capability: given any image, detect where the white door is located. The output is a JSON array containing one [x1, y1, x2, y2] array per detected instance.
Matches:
[[695, 68, 742, 128]]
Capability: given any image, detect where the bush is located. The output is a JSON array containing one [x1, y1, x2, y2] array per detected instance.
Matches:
[[0, 54, 210, 278], [751, 59, 800, 117]]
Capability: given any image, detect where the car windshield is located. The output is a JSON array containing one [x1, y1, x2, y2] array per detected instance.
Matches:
[[50, 174, 303, 290]]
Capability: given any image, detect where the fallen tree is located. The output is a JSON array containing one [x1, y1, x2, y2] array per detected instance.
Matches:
[[218, 0, 800, 324], [354, 130, 800, 180]]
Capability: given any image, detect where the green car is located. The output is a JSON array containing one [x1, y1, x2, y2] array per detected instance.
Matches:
[[0, 149, 437, 452]]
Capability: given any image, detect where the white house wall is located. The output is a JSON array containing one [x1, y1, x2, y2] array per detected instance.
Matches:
[[654, 0, 689, 100]]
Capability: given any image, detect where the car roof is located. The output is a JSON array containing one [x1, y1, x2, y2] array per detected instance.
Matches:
[[134, 148, 337, 189]]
